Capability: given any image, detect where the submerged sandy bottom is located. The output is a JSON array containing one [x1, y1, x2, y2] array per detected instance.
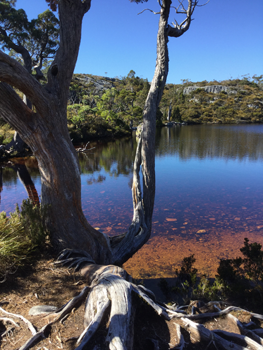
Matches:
[[124, 227, 263, 279]]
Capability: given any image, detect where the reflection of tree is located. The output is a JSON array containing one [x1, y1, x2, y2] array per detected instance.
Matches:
[[87, 175, 106, 185], [156, 125, 263, 160], [78, 137, 137, 177], [15, 164, 39, 205], [1, 166, 18, 186], [1, 162, 39, 205]]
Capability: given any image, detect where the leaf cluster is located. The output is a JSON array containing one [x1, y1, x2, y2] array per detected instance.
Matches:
[[0, 1, 59, 70]]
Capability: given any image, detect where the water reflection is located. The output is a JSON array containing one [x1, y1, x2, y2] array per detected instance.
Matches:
[[0, 159, 39, 206], [156, 124, 263, 160], [1, 124, 263, 278], [78, 137, 136, 177]]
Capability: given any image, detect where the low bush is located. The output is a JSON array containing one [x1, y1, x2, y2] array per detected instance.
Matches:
[[0, 200, 49, 281], [162, 238, 263, 312]]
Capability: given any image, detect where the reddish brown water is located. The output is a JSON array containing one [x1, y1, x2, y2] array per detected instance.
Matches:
[[1, 124, 263, 278]]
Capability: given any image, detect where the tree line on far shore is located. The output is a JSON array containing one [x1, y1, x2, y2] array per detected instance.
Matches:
[[1, 71, 262, 146]]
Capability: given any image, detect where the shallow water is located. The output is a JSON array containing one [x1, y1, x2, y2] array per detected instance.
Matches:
[[1, 124, 263, 278]]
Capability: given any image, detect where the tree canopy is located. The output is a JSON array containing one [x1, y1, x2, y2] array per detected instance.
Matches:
[[0, 0, 59, 77]]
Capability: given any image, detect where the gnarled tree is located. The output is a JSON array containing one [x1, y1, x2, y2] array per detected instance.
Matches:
[[0, 0, 199, 348], [0, 0, 59, 157]]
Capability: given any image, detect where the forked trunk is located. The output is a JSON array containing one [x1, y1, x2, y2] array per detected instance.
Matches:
[[0, 0, 198, 348]]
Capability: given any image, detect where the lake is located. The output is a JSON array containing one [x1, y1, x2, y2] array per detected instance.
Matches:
[[1, 124, 263, 278]]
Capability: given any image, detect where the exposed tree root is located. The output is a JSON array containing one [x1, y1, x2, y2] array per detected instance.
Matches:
[[18, 324, 51, 350], [2, 257, 263, 350], [225, 308, 263, 346], [173, 323, 185, 350], [0, 306, 36, 335]]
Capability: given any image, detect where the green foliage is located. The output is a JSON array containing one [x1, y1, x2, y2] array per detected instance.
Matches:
[[217, 238, 263, 299], [171, 255, 199, 302], [163, 239, 263, 311], [165, 254, 226, 304], [160, 77, 263, 125], [0, 2, 59, 70], [0, 123, 14, 145], [2, 69, 263, 144], [66, 71, 151, 142], [0, 200, 49, 280]]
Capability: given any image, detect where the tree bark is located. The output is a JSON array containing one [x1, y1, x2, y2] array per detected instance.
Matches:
[[109, 0, 175, 266], [141, 0, 170, 230], [0, 0, 113, 264]]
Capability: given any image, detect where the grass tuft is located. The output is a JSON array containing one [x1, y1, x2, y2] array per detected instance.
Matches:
[[0, 200, 49, 281]]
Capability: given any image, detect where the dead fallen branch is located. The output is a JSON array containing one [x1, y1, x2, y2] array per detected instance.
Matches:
[[0, 306, 36, 335], [3, 256, 263, 350]]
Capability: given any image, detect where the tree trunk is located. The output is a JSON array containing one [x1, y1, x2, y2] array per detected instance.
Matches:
[[0, 0, 197, 348], [26, 103, 112, 264], [141, 0, 170, 229]]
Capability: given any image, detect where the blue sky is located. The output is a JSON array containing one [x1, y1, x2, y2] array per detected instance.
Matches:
[[16, 0, 263, 84]]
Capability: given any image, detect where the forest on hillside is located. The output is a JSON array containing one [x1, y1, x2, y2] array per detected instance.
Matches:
[[68, 72, 263, 142], [1, 71, 263, 145]]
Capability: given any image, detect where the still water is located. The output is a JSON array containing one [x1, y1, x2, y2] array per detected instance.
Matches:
[[1, 124, 263, 278]]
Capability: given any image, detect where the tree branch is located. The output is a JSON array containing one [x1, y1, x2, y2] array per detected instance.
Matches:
[[196, 0, 210, 7], [0, 28, 32, 72], [138, 8, 161, 15], [81, 0, 92, 13], [168, 0, 195, 37], [0, 83, 36, 139], [46, 0, 91, 103], [0, 50, 48, 114]]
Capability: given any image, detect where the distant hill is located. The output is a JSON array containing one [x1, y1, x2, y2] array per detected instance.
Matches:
[[69, 73, 263, 128], [1, 72, 262, 147]]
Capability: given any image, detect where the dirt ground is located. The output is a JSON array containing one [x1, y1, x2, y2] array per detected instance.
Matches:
[[0, 252, 261, 350]]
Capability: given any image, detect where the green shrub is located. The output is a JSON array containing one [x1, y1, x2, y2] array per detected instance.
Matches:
[[0, 200, 49, 281], [167, 239, 263, 311], [217, 238, 263, 298]]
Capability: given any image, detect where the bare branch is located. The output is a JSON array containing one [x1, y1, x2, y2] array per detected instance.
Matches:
[[172, 19, 179, 27], [196, 0, 210, 7], [80, 0, 92, 14], [157, 0, 164, 9], [176, 0, 187, 13], [168, 0, 196, 37], [138, 8, 161, 15]]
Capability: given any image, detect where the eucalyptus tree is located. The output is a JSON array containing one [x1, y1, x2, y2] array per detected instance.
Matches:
[[0, 0, 59, 156], [0, 0, 202, 348]]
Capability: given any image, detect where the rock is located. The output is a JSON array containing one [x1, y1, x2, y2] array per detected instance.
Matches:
[[183, 85, 237, 95], [28, 305, 58, 316]]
